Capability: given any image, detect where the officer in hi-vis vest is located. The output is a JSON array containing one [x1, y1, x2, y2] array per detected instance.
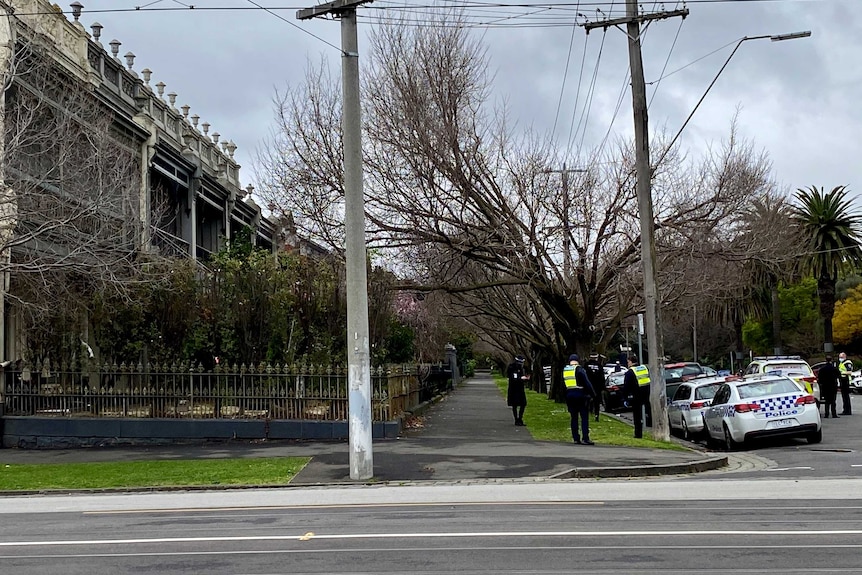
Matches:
[[839, 352, 853, 415], [622, 355, 650, 438], [563, 354, 596, 445]]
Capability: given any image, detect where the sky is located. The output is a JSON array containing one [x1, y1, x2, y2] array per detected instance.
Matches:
[[63, 0, 861, 205]]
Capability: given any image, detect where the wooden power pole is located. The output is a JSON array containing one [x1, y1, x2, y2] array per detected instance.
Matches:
[[585, 1, 688, 442], [298, 0, 374, 480]]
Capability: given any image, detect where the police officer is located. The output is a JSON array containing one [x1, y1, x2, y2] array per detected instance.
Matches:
[[563, 354, 595, 445], [838, 352, 853, 415], [584, 352, 606, 422], [507, 354, 529, 425], [819, 355, 840, 418], [622, 354, 650, 439]]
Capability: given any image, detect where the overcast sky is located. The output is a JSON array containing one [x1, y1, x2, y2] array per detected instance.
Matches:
[[72, 0, 861, 204]]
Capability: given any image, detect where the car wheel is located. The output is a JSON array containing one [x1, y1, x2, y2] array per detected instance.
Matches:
[[808, 429, 823, 444], [723, 424, 740, 451], [681, 418, 691, 441]]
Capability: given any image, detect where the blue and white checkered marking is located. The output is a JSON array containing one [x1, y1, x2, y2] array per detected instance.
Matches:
[[753, 394, 802, 418]]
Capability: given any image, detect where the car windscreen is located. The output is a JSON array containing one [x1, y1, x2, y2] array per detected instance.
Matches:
[[608, 373, 624, 385], [694, 384, 721, 400], [763, 363, 812, 375], [737, 378, 801, 399]]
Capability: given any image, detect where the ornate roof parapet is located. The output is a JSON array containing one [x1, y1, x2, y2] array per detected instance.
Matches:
[[9, 0, 92, 83], [32, 2, 245, 189]]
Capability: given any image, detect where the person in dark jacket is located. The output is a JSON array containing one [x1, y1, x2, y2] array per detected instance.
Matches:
[[563, 354, 596, 444], [584, 352, 606, 422], [622, 354, 649, 439], [819, 355, 840, 419], [507, 355, 529, 426]]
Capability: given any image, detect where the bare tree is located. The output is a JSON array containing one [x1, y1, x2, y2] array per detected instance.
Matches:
[[0, 13, 160, 362], [257, 11, 786, 401]]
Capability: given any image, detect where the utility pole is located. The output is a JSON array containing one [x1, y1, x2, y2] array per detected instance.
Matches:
[[585, 1, 688, 442], [543, 165, 586, 272], [298, 0, 374, 480]]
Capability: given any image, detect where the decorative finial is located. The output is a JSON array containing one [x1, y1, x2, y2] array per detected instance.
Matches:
[[180, 104, 190, 119], [90, 22, 102, 45], [226, 141, 237, 158], [70, 2, 83, 22], [109, 39, 121, 59], [190, 114, 199, 128], [212, 132, 220, 145], [155, 81, 165, 99], [141, 68, 151, 86], [246, 184, 255, 196], [201, 122, 210, 136], [167, 92, 177, 108], [124, 52, 135, 71]]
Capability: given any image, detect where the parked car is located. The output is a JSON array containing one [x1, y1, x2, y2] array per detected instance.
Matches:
[[742, 356, 820, 402], [664, 362, 717, 403], [668, 376, 727, 440], [703, 374, 821, 451], [603, 370, 630, 412], [851, 370, 862, 394]]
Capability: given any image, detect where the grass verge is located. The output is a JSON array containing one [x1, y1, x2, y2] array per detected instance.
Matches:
[[0, 457, 310, 491], [494, 375, 687, 451]]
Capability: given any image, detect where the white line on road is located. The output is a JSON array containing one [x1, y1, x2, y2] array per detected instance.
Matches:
[[3, 529, 862, 547]]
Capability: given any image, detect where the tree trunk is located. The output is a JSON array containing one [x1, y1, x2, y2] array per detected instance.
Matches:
[[818, 275, 836, 351], [771, 282, 783, 355]]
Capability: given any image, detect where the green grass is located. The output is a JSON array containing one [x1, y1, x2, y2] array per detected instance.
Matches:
[[0, 457, 310, 491], [495, 375, 688, 451]]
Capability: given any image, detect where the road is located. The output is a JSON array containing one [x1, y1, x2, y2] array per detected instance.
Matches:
[[2, 480, 862, 574], [698, 394, 862, 479]]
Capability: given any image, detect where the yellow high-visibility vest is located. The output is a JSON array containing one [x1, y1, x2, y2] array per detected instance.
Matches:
[[633, 365, 650, 387], [563, 364, 580, 389]]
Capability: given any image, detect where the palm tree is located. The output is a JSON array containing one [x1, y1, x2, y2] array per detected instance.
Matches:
[[791, 186, 862, 352]]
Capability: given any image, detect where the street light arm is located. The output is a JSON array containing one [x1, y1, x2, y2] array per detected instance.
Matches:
[[652, 31, 810, 174]]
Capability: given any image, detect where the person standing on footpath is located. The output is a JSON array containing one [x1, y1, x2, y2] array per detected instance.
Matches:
[[506, 354, 529, 426], [818, 355, 840, 418], [584, 352, 606, 422], [838, 352, 853, 415], [563, 354, 596, 445], [622, 354, 650, 439]]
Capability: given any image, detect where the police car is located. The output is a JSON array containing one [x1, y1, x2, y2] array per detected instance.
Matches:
[[743, 356, 820, 402], [703, 374, 821, 451], [667, 376, 727, 441]]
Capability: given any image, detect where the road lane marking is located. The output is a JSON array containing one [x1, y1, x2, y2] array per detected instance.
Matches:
[[3, 529, 862, 547], [765, 467, 813, 472]]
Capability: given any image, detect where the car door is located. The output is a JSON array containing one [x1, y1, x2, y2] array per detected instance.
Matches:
[[705, 384, 731, 437], [668, 384, 690, 428]]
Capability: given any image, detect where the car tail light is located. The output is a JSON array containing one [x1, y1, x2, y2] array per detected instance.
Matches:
[[795, 395, 817, 405], [734, 403, 761, 413], [608, 385, 619, 391], [690, 401, 706, 409], [800, 376, 817, 383]]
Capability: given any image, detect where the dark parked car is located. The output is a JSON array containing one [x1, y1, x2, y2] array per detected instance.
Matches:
[[664, 362, 718, 403], [603, 371, 630, 413]]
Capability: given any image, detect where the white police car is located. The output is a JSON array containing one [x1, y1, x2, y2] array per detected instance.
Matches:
[[667, 376, 727, 441], [703, 374, 821, 451]]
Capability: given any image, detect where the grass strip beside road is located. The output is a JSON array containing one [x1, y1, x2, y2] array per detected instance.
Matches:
[[494, 375, 686, 451], [0, 457, 310, 491]]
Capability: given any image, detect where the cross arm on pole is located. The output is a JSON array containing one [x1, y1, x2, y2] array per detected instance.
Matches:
[[583, 8, 688, 34], [297, 0, 372, 20]]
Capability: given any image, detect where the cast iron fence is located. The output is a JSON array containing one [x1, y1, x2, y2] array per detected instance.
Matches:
[[2, 360, 447, 422]]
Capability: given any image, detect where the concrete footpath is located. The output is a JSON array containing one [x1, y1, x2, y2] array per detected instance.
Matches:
[[0, 371, 726, 484]]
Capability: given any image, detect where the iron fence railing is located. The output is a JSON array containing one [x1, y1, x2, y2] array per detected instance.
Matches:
[[1, 361, 446, 422]]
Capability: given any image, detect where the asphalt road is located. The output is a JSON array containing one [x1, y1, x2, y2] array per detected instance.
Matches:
[[2, 479, 862, 574], [687, 393, 862, 479]]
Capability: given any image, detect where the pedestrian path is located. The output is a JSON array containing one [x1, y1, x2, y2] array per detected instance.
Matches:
[[0, 371, 724, 483]]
